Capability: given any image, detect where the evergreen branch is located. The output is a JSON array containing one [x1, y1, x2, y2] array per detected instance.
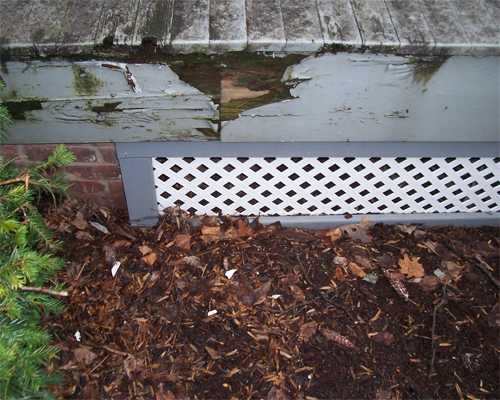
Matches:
[[20, 286, 68, 297]]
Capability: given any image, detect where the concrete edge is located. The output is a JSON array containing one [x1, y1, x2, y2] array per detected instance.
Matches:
[[254, 212, 500, 229]]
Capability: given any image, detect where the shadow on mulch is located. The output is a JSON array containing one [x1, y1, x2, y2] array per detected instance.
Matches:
[[42, 200, 499, 400]]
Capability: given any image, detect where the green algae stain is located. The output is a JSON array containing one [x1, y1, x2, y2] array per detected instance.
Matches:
[[408, 56, 448, 87], [72, 65, 104, 96]]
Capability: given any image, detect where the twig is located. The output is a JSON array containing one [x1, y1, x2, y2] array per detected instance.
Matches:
[[20, 285, 68, 297], [296, 254, 356, 322], [430, 283, 448, 374]]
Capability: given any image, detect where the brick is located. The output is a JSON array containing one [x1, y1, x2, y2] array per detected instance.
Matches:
[[0, 145, 20, 160], [65, 165, 121, 180], [77, 180, 106, 194], [108, 180, 125, 196], [25, 145, 57, 162], [67, 145, 98, 163], [98, 144, 119, 163], [108, 195, 127, 209]]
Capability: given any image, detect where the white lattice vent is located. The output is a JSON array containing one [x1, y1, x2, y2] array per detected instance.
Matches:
[[153, 156, 500, 216]]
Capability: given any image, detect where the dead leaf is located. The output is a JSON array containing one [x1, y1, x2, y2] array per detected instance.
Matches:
[[205, 346, 221, 360], [395, 224, 418, 235], [333, 256, 347, 265], [335, 267, 346, 282], [75, 231, 94, 241], [139, 245, 152, 255], [253, 280, 272, 305], [123, 355, 144, 379], [175, 234, 192, 250], [348, 262, 367, 278], [354, 255, 372, 270], [423, 241, 454, 261], [71, 211, 88, 230], [90, 221, 110, 235], [202, 225, 221, 236], [298, 321, 317, 342], [377, 254, 393, 269], [398, 254, 425, 279], [326, 227, 342, 242], [372, 331, 395, 346], [289, 284, 306, 302], [238, 219, 253, 237], [441, 260, 464, 280], [141, 252, 157, 267], [420, 275, 440, 291], [338, 217, 372, 243], [73, 347, 97, 366]]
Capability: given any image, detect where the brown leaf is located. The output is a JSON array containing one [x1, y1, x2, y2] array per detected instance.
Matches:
[[183, 256, 203, 269], [338, 218, 372, 243], [205, 346, 221, 360], [335, 267, 346, 282], [139, 245, 152, 255], [298, 321, 317, 342], [123, 355, 144, 379], [423, 241, 454, 261], [71, 211, 88, 230], [354, 255, 373, 270], [395, 224, 418, 235], [238, 219, 253, 237], [372, 331, 395, 346], [75, 231, 94, 241], [441, 260, 464, 280], [398, 254, 425, 279], [348, 262, 367, 278], [141, 252, 157, 267], [253, 280, 272, 305], [325, 227, 342, 242], [289, 284, 306, 302], [175, 234, 192, 250], [377, 254, 393, 269], [420, 275, 440, 292], [73, 347, 97, 366]]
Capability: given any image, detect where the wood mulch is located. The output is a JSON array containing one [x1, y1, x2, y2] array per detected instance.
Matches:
[[42, 200, 499, 400]]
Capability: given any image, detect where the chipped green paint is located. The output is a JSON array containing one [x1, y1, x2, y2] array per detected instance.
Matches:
[[408, 56, 449, 86], [2, 100, 42, 120], [72, 65, 104, 96]]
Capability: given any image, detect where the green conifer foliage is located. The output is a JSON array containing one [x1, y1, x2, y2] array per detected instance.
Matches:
[[0, 83, 76, 399]]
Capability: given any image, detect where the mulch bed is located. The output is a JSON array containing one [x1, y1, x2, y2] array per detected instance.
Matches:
[[42, 200, 499, 399]]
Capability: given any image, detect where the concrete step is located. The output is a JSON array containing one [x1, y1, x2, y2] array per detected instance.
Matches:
[[1, 0, 499, 57]]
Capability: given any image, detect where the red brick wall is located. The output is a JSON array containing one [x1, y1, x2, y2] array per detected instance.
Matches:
[[0, 143, 126, 209]]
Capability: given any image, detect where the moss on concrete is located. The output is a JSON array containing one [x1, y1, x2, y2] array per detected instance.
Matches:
[[72, 65, 104, 96]]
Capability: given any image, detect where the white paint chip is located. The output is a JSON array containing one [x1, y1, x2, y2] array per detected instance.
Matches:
[[225, 269, 237, 279], [111, 261, 121, 277], [74, 331, 81, 342], [207, 310, 218, 316]]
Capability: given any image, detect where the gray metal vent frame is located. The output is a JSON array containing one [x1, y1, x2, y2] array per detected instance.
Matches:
[[116, 141, 500, 227]]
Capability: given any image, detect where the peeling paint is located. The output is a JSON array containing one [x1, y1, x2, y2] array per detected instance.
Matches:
[[3, 100, 43, 120]]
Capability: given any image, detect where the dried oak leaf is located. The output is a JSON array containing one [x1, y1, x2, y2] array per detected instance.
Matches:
[[395, 224, 418, 235], [372, 331, 395, 346], [354, 255, 373, 270], [325, 227, 342, 242], [348, 262, 367, 278], [338, 216, 372, 243], [320, 328, 355, 348], [441, 260, 464, 280], [73, 347, 97, 366], [398, 254, 424, 279], [298, 321, 318, 342]]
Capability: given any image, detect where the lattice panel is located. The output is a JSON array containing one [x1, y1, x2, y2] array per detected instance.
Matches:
[[153, 156, 500, 216]]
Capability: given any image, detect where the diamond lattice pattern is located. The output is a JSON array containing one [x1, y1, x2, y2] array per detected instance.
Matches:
[[153, 156, 500, 216]]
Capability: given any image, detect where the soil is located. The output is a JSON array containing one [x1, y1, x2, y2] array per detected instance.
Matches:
[[42, 200, 500, 400]]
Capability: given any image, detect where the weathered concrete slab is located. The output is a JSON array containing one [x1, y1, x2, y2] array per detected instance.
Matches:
[[0, 0, 499, 55], [221, 53, 500, 143], [245, 0, 286, 52], [417, 0, 471, 54], [170, 0, 210, 53], [316, 0, 361, 46], [209, 0, 247, 52], [385, 0, 434, 54], [281, 0, 324, 52], [449, 0, 500, 56], [0, 61, 218, 143], [350, 0, 399, 50]]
